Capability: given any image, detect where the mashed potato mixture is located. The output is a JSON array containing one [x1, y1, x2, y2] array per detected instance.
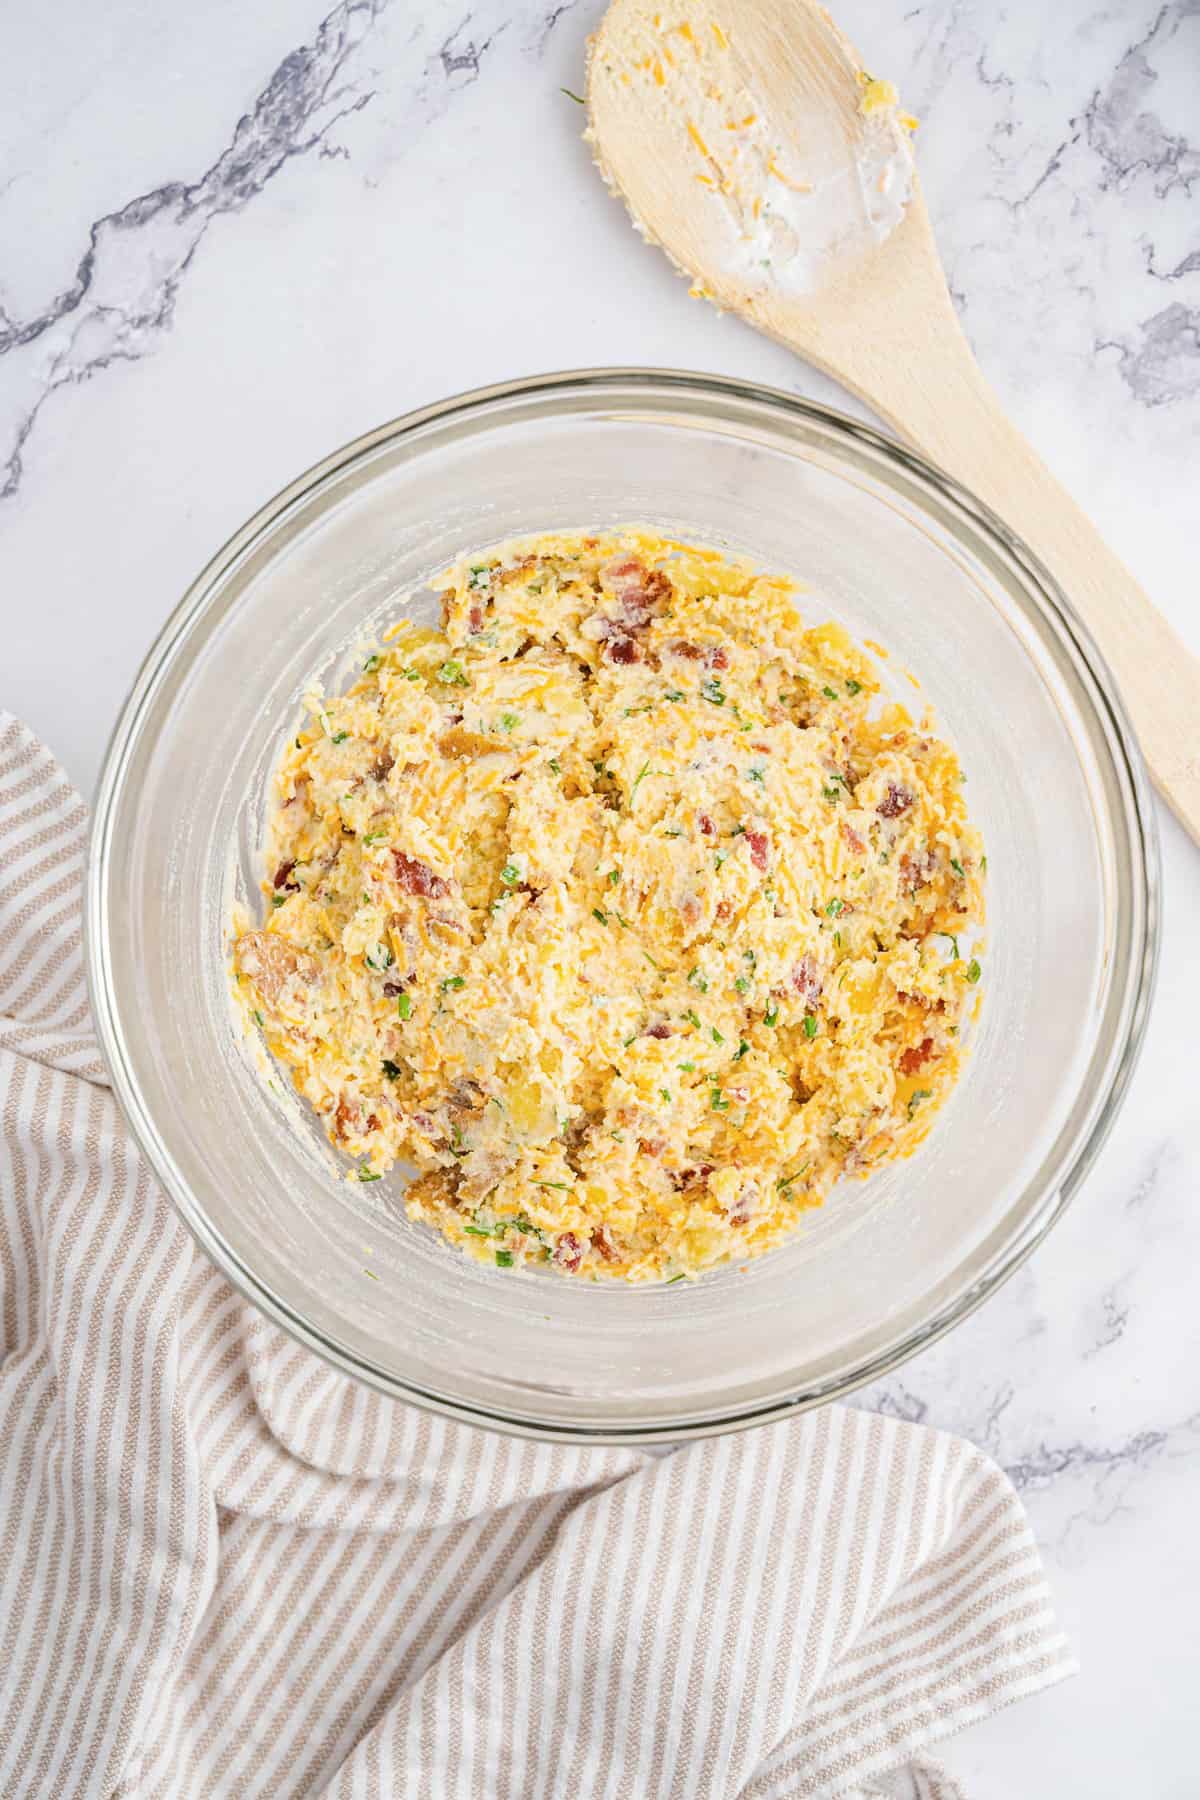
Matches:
[[233, 530, 984, 1282]]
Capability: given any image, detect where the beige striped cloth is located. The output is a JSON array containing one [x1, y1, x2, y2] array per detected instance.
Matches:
[[0, 713, 1075, 1799]]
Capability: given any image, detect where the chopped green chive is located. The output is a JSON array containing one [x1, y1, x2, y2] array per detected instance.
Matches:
[[714, 850, 730, 870], [666, 1272, 687, 1284], [940, 933, 961, 961], [733, 1039, 749, 1061], [710, 1088, 729, 1111], [560, 85, 585, 103], [363, 830, 387, 846], [592, 907, 609, 925], [364, 942, 394, 971], [363, 653, 381, 673], [950, 857, 965, 878], [495, 1249, 514, 1267], [357, 1166, 382, 1182], [500, 863, 521, 886], [825, 898, 844, 917], [440, 974, 465, 992], [331, 730, 349, 744], [688, 967, 709, 993], [253, 1009, 264, 1026], [980, 854, 988, 873], [763, 1002, 780, 1027], [822, 786, 841, 802], [833, 931, 843, 949], [967, 959, 982, 983], [549, 757, 561, 774], [397, 993, 413, 1020], [803, 1013, 818, 1039], [660, 1088, 672, 1105], [746, 766, 765, 784], [685, 1008, 702, 1029], [436, 660, 469, 686], [630, 762, 652, 804], [401, 666, 421, 681], [607, 867, 620, 886], [678, 1060, 696, 1072], [467, 565, 490, 588], [907, 1088, 933, 1117], [822, 685, 838, 701], [643, 951, 662, 971], [271, 894, 286, 908], [499, 712, 520, 732], [615, 912, 633, 930], [846, 679, 863, 696], [533, 1180, 571, 1191], [735, 976, 750, 995], [663, 827, 684, 838], [710, 1026, 724, 1044], [664, 688, 684, 703], [700, 677, 725, 706]]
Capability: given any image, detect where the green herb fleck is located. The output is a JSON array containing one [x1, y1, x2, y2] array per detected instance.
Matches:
[[940, 933, 961, 961], [733, 1039, 749, 1061], [560, 85, 585, 103], [253, 1009, 264, 1027], [397, 993, 413, 1020], [950, 857, 965, 878], [630, 762, 652, 804], [402, 666, 421, 681], [500, 863, 521, 886], [499, 712, 520, 732], [357, 1166, 382, 1182], [803, 1013, 818, 1039], [440, 974, 465, 992], [643, 951, 662, 971], [664, 688, 684, 703], [688, 966, 709, 993], [710, 1026, 724, 1044], [678, 1060, 696, 1072], [846, 679, 862, 696], [980, 854, 988, 874], [710, 1088, 729, 1111], [735, 976, 750, 995], [822, 685, 838, 701], [701, 677, 726, 706], [436, 660, 469, 686], [763, 1002, 780, 1027], [685, 1008, 702, 1029], [331, 730, 349, 744], [495, 1249, 514, 1267], [549, 757, 561, 774], [467, 564, 491, 589], [715, 850, 730, 870], [967, 959, 982, 983], [607, 867, 621, 886], [825, 898, 844, 917], [822, 785, 841, 802], [592, 907, 609, 926], [746, 765, 765, 785], [666, 1272, 687, 1284], [660, 1088, 672, 1105], [271, 894, 286, 908], [907, 1088, 933, 1118], [363, 653, 381, 673], [364, 942, 394, 971], [533, 1180, 571, 1191]]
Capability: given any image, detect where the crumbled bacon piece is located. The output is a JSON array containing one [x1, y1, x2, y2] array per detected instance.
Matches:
[[841, 822, 866, 855], [666, 639, 728, 670], [334, 1096, 364, 1142], [710, 645, 729, 671], [645, 1022, 672, 1039], [392, 851, 449, 898], [680, 895, 702, 930], [791, 955, 823, 1007], [606, 634, 640, 665], [467, 603, 484, 634], [553, 1232, 584, 1274], [745, 829, 769, 872], [592, 1224, 618, 1263], [601, 556, 672, 638], [899, 851, 934, 895], [272, 860, 299, 892], [699, 813, 715, 837], [638, 1136, 667, 1158], [371, 749, 395, 783], [898, 1037, 935, 1076], [877, 782, 914, 820], [672, 1163, 713, 1192], [715, 900, 732, 921]]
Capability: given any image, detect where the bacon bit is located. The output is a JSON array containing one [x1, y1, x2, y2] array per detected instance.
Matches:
[[841, 822, 866, 855], [639, 1136, 668, 1158], [370, 749, 395, 783], [715, 899, 732, 921], [553, 1232, 584, 1274], [710, 645, 729, 671], [745, 829, 768, 871], [235, 931, 319, 1003], [382, 978, 405, 998], [392, 851, 449, 899], [899, 850, 934, 895], [645, 1021, 673, 1039], [877, 782, 914, 819], [898, 1037, 935, 1076], [592, 1224, 619, 1263], [606, 634, 641, 665], [791, 955, 823, 1006], [272, 859, 299, 892], [699, 813, 715, 837], [467, 603, 484, 634], [334, 1096, 362, 1142], [669, 640, 704, 660], [667, 639, 727, 670], [680, 895, 702, 930], [672, 1163, 713, 1191], [448, 1079, 486, 1116], [750, 742, 772, 754]]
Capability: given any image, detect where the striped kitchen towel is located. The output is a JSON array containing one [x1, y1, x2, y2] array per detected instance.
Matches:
[[0, 714, 1075, 1799]]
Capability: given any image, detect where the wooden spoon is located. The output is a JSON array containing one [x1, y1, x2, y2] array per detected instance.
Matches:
[[587, 0, 1200, 841]]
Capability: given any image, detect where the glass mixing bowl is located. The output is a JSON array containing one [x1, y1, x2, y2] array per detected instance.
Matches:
[[86, 370, 1158, 1442]]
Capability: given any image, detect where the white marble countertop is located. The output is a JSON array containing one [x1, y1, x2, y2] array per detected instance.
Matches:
[[3, 1, 1198, 1791]]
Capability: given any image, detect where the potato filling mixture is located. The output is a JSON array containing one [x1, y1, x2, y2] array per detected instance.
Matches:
[[234, 530, 984, 1282]]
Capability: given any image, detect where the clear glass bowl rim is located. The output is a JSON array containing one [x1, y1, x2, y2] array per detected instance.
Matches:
[[85, 367, 1161, 1442]]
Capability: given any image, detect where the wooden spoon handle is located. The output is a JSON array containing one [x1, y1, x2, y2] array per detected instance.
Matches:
[[766, 215, 1200, 840]]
